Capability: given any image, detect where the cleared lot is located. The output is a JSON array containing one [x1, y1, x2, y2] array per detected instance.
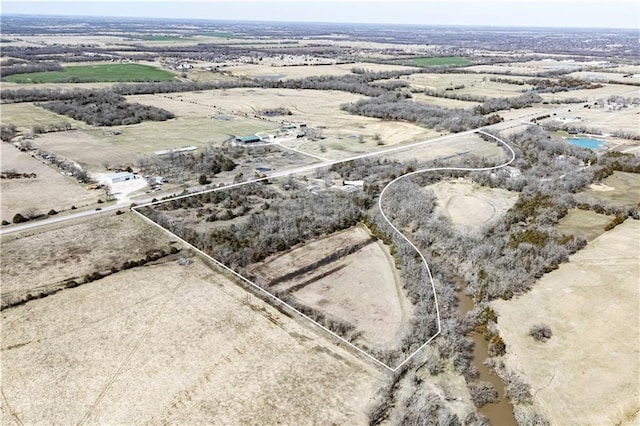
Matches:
[[493, 219, 640, 425], [555, 209, 612, 242], [0, 256, 378, 424], [218, 62, 418, 80], [403, 73, 534, 98]]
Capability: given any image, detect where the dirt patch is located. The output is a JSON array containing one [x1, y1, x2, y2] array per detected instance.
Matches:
[[0, 256, 379, 424], [555, 209, 612, 242], [0, 143, 98, 220], [429, 180, 519, 233], [492, 219, 640, 425], [247, 226, 409, 349]]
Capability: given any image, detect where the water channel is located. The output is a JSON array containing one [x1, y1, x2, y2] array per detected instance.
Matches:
[[457, 287, 516, 425]]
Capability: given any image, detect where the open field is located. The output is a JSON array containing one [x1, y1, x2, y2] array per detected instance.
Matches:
[[492, 219, 640, 425], [567, 70, 640, 85], [4, 63, 176, 83], [130, 89, 441, 159], [247, 225, 408, 348], [0, 212, 174, 306], [218, 62, 419, 80], [539, 83, 638, 103], [403, 73, 535, 98], [547, 103, 640, 135], [0, 254, 379, 424], [386, 132, 505, 164], [429, 180, 519, 234], [555, 208, 612, 242], [409, 57, 471, 67], [0, 143, 98, 221], [0, 103, 87, 133], [410, 92, 481, 109], [465, 60, 615, 76], [578, 171, 640, 208]]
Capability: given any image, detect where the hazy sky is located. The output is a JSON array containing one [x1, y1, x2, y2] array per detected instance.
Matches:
[[2, 0, 639, 29]]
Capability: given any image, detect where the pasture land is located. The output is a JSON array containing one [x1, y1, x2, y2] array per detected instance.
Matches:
[[429, 180, 519, 234], [403, 73, 535, 98], [218, 62, 419, 80], [410, 92, 481, 109], [555, 209, 612, 242], [0, 254, 378, 424], [130, 89, 441, 159], [547, 104, 640, 136], [4, 63, 176, 83], [0, 143, 98, 221], [578, 171, 640, 208], [247, 225, 409, 349], [465, 59, 609, 76], [492, 219, 639, 425], [409, 57, 471, 67], [0, 103, 86, 133], [386, 132, 505, 164], [539, 83, 636, 103], [0, 212, 174, 308], [567, 70, 640, 85]]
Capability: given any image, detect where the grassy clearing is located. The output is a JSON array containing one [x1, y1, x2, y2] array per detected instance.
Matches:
[[430, 180, 519, 234], [581, 171, 640, 207], [404, 72, 535, 98], [409, 57, 471, 67], [0, 103, 86, 133], [555, 209, 612, 241], [4, 64, 176, 83], [492, 219, 639, 425]]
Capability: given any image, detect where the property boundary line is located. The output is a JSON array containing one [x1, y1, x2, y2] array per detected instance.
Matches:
[[131, 129, 515, 372]]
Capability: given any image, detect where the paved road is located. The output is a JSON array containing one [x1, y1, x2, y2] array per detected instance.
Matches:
[[0, 103, 583, 236]]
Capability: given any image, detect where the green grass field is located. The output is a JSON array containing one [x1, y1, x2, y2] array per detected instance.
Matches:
[[410, 57, 471, 67], [5, 64, 176, 83]]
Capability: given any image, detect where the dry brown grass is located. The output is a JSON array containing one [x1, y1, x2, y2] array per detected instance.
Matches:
[[0, 143, 98, 220], [0, 212, 174, 306], [492, 219, 640, 425], [248, 225, 409, 348], [0, 255, 379, 424], [429, 180, 518, 234], [555, 209, 612, 242]]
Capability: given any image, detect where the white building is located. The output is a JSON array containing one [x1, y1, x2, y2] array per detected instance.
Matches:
[[104, 172, 135, 185]]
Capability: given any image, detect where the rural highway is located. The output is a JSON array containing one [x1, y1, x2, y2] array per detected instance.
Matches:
[[0, 103, 573, 236]]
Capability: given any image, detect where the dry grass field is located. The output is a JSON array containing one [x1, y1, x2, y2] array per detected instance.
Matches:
[[410, 92, 481, 109], [247, 226, 409, 349], [0, 143, 98, 220], [492, 219, 640, 425], [129, 89, 441, 160], [0, 255, 379, 424], [568, 70, 640, 85], [386, 132, 505, 164], [218, 62, 417, 80], [0, 103, 86, 133], [403, 73, 534, 98], [549, 104, 640, 135], [578, 171, 640, 208], [555, 209, 612, 242], [0, 213, 174, 306], [429, 180, 519, 233], [539, 83, 637, 103]]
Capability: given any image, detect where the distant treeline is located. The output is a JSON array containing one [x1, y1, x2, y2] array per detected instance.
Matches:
[[0, 60, 63, 78]]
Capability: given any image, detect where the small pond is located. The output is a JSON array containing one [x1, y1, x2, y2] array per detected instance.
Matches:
[[567, 137, 606, 150]]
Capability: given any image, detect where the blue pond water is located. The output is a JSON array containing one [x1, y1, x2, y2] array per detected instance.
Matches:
[[567, 137, 606, 149]]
